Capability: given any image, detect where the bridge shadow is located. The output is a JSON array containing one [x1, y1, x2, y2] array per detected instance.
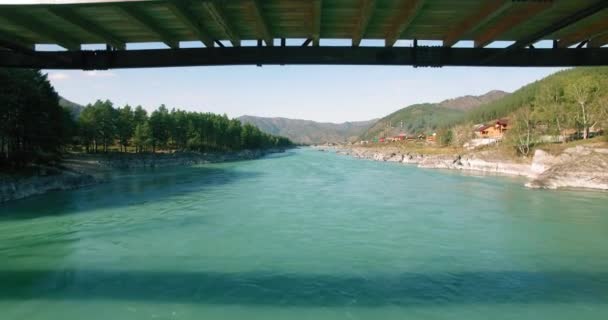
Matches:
[[0, 165, 264, 221], [1, 269, 607, 306]]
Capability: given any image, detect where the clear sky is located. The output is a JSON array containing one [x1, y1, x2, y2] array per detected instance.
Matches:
[[44, 41, 565, 123], [47, 66, 565, 123]]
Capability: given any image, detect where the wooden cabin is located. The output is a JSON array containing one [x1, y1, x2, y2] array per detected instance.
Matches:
[[393, 133, 407, 141], [475, 119, 509, 139]]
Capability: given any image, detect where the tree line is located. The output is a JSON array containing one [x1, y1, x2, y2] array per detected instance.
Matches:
[[77, 100, 292, 154], [0, 69, 73, 168], [1, 68, 292, 169]]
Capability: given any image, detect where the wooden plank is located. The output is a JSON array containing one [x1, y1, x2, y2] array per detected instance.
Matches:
[[509, 0, 608, 49], [248, 0, 273, 46], [474, 1, 552, 48], [311, 0, 322, 46], [0, 29, 34, 52], [166, 1, 214, 48], [47, 7, 125, 50], [202, 0, 240, 47], [385, 0, 426, 47], [352, 0, 376, 47], [0, 11, 81, 50], [116, 5, 178, 49], [557, 19, 608, 48], [443, 0, 512, 47]]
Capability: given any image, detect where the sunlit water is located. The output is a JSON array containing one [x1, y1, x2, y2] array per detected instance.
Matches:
[[1, 148, 608, 319]]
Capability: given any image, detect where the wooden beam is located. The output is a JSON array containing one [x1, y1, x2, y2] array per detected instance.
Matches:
[[556, 19, 608, 48], [116, 5, 178, 49], [47, 7, 125, 50], [202, 0, 240, 47], [352, 0, 377, 47], [509, 0, 608, 49], [443, 0, 512, 47], [312, 0, 322, 46], [4, 47, 608, 70], [385, 0, 426, 47], [0, 30, 34, 52], [248, 0, 273, 46], [589, 32, 608, 48], [166, 1, 214, 48], [0, 11, 80, 50], [474, 1, 552, 48]]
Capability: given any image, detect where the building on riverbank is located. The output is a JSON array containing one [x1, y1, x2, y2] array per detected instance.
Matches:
[[474, 119, 509, 139]]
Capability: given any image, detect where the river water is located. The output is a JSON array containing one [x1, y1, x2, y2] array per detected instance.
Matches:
[[1, 148, 608, 319]]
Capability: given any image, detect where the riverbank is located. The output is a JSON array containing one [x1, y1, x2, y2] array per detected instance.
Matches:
[[0, 149, 285, 204], [331, 143, 608, 191]]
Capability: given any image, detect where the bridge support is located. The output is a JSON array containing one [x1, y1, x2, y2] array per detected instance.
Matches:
[[1, 46, 607, 70]]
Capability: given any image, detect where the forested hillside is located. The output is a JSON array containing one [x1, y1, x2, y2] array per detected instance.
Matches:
[[238, 116, 376, 144], [461, 68, 608, 127], [436, 67, 608, 156], [360, 91, 508, 140]]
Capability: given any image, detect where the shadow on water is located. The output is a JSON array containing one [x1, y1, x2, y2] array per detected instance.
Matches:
[[1, 269, 607, 306], [0, 166, 263, 221]]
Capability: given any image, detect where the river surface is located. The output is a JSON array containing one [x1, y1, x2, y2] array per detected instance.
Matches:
[[1, 148, 608, 319]]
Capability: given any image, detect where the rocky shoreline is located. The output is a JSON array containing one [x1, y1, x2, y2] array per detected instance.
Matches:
[[0, 149, 284, 204], [333, 145, 608, 191]]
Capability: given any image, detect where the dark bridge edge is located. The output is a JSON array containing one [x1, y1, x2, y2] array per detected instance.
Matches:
[[1, 47, 608, 70]]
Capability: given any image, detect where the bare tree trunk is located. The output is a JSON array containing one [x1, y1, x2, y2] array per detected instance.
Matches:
[[580, 101, 589, 140]]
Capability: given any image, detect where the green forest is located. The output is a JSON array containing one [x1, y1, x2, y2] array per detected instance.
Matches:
[[441, 67, 608, 155], [0, 69, 292, 169], [461, 67, 608, 128]]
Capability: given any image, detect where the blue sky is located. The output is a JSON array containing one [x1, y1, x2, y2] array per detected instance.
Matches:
[[44, 41, 565, 123]]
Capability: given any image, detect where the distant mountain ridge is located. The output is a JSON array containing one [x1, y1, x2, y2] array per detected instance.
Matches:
[[360, 90, 509, 139], [238, 116, 376, 145], [439, 90, 509, 111], [59, 96, 84, 119]]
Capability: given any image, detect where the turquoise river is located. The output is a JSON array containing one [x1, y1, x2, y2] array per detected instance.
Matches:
[[1, 148, 608, 319]]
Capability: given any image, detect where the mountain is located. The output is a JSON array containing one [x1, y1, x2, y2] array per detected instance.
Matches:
[[59, 96, 84, 119], [360, 91, 509, 139], [238, 116, 376, 145], [439, 90, 509, 111]]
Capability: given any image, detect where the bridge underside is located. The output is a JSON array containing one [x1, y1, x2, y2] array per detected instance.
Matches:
[[2, 46, 608, 69], [1, 0, 608, 69]]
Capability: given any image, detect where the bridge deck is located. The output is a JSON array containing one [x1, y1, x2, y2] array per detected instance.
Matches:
[[1, 0, 607, 69]]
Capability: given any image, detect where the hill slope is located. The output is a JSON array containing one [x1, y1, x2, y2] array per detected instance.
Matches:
[[238, 116, 376, 144], [439, 90, 509, 111], [361, 91, 508, 139], [59, 96, 84, 119], [463, 67, 608, 125]]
